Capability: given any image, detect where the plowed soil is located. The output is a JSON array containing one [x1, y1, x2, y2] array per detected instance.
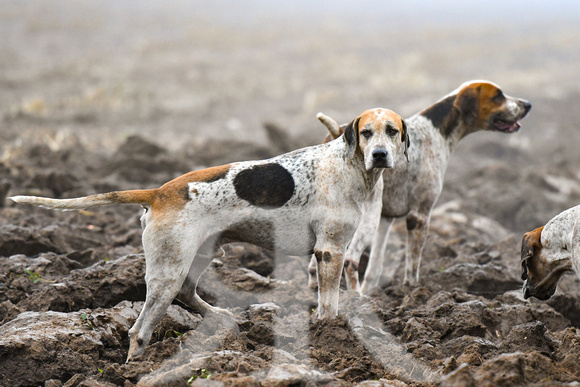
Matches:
[[1, 2, 580, 386]]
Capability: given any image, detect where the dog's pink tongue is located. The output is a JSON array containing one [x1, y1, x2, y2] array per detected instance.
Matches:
[[511, 121, 521, 132], [496, 120, 512, 131]]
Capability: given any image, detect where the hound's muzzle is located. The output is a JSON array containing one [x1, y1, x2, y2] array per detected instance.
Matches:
[[371, 148, 391, 169], [522, 281, 555, 301]]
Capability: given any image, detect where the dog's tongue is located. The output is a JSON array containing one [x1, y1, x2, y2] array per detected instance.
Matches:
[[496, 120, 520, 132], [510, 121, 521, 132]]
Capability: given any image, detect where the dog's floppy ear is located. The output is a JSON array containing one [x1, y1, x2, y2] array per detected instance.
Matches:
[[521, 227, 543, 280], [402, 119, 410, 162], [344, 116, 361, 159], [455, 86, 480, 126]]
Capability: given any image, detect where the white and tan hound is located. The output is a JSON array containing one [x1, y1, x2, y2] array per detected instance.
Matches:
[[521, 205, 580, 300], [10, 108, 408, 360], [310, 80, 531, 292]]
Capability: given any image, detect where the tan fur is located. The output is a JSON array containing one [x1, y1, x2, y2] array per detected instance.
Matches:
[[152, 164, 232, 214], [471, 82, 508, 126]]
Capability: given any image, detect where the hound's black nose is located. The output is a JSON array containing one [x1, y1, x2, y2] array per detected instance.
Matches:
[[522, 101, 532, 114], [372, 149, 387, 161], [523, 287, 531, 299]]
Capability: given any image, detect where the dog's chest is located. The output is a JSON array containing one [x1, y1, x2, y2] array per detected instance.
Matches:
[[380, 116, 450, 215]]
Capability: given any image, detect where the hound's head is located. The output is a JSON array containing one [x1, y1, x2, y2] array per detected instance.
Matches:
[[520, 226, 573, 300], [343, 108, 409, 171], [454, 80, 532, 133]]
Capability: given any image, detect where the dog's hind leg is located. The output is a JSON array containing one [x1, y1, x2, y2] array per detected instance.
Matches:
[[343, 178, 384, 293], [177, 254, 219, 315], [176, 240, 234, 318], [342, 227, 369, 293], [127, 225, 201, 361]]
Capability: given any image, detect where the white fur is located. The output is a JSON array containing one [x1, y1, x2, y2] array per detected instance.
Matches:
[[540, 205, 580, 271]]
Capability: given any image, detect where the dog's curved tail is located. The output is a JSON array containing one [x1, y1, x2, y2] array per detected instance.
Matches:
[[317, 112, 343, 140], [9, 189, 157, 211]]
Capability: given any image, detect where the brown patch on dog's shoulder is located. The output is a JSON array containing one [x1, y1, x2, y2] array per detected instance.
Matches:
[[420, 95, 459, 137]]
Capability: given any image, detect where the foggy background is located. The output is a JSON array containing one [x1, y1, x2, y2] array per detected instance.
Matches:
[[2, 0, 580, 231]]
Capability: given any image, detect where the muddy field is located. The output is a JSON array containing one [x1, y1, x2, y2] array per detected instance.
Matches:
[[2, 1, 580, 386]]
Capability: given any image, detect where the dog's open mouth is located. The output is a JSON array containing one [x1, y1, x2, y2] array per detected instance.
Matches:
[[524, 260, 573, 300], [371, 161, 391, 170], [492, 118, 521, 133]]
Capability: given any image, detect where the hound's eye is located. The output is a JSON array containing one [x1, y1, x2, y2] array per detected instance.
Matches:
[[361, 130, 372, 139], [387, 127, 398, 137], [492, 90, 505, 103]]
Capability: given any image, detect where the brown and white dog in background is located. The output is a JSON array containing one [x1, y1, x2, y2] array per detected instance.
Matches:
[[521, 205, 580, 300], [10, 108, 408, 360], [310, 80, 532, 292]]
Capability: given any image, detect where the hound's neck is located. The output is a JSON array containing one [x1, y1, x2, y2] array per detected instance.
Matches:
[[346, 150, 383, 194], [332, 138, 383, 195], [443, 122, 471, 151], [418, 94, 477, 151], [360, 167, 384, 193]]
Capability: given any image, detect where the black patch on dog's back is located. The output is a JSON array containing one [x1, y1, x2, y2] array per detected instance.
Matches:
[[421, 95, 459, 137], [233, 163, 295, 208]]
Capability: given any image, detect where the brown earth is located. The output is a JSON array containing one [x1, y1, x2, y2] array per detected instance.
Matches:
[[1, 1, 580, 386]]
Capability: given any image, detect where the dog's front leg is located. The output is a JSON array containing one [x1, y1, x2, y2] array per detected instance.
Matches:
[[344, 178, 385, 293], [360, 216, 395, 294], [314, 248, 344, 319]]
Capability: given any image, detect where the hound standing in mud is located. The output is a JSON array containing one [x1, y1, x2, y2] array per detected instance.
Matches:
[[10, 108, 408, 360], [520, 205, 580, 301], [311, 80, 531, 292]]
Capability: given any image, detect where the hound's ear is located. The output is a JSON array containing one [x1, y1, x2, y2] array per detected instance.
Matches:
[[344, 117, 360, 159], [402, 119, 410, 162], [455, 86, 479, 125], [521, 227, 543, 280], [520, 233, 532, 281]]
